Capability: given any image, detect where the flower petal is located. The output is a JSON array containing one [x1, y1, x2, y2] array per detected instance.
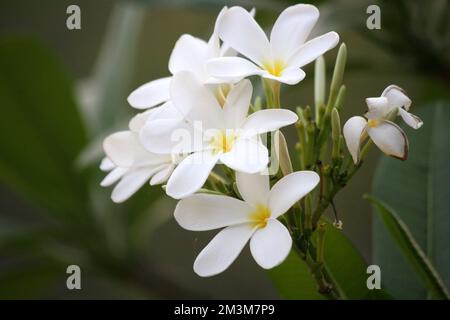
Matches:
[[367, 120, 409, 160], [242, 109, 298, 134], [103, 131, 155, 167], [268, 171, 320, 218], [218, 6, 271, 65], [365, 96, 393, 119], [166, 151, 219, 199], [220, 138, 269, 174], [111, 167, 156, 203], [129, 109, 157, 132], [270, 4, 319, 60], [127, 77, 171, 109], [262, 67, 306, 85], [235, 171, 270, 206], [100, 167, 128, 187], [150, 164, 174, 185], [193, 223, 256, 277], [381, 85, 411, 111], [398, 108, 423, 130], [250, 219, 292, 269], [223, 79, 252, 128], [168, 34, 209, 80], [139, 118, 196, 154], [343, 116, 367, 164], [174, 194, 251, 231], [207, 57, 263, 82], [100, 157, 115, 171], [170, 71, 223, 129], [287, 32, 339, 68]]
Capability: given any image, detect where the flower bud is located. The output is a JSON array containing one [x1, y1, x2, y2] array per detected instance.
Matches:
[[274, 130, 293, 176]]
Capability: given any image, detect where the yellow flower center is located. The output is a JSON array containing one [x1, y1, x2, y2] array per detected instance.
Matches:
[[209, 130, 239, 154], [368, 119, 379, 128], [249, 204, 271, 229], [262, 59, 286, 77], [215, 84, 231, 108]]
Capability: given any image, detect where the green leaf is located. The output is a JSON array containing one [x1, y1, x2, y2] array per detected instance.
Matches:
[[0, 37, 90, 220], [268, 250, 327, 300], [269, 221, 391, 300], [373, 102, 450, 299], [367, 195, 449, 299], [318, 221, 391, 299]]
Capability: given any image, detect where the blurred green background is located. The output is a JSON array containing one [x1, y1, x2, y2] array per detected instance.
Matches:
[[0, 0, 448, 299]]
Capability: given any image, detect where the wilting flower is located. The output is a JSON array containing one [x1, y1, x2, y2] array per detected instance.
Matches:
[[207, 4, 339, 85], [126, 7, 252, 113], [101, 131, 176, 203], [343, 85, 423, 163], [174, 170, 320, 276], [140, 71, 298, 199]]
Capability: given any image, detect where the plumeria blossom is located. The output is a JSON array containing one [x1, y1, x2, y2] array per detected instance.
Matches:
[[139, 71, 298, 199], [174, 171, 320, 276], [126, 7, 254, 118], [207, 4, 339, 85], [100, 131, 176, 203], [343, 85, 423, 163]]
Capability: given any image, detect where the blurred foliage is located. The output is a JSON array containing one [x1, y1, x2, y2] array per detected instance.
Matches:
[[365, 0, 450, 83], [373, 103, 450, 299], [0, 36, 197, 299]]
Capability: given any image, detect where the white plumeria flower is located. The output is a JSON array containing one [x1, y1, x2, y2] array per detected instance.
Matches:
[[343, 85, 423, 163], [207, 4, 339, 85], [174, 170, 320, 277], [100, 131, 176, 203], [140, 71, 298, 199], [126, 7, 254, 114]]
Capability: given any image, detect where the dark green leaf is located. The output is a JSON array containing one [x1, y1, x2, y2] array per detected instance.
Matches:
[[318, 221, 391, 299], [373, 102, 450, 299], [367, 195, 449, 299], [0, 37, 91, 221]]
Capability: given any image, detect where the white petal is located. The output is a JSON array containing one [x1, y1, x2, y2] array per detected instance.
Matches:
[[127, 77, 171, 109], [242, 109, 298, 134], [150, 164, 174, 185], [343, 116, 367, 164], [268, 171, 320, 218], [223, 79, 252, 128], [207, 57, 263, 82], [166, 151, 219, 199], [262, 67, 306, 85], [174, 194, 251, 231], [193, 223, 255, 277], [170, 71, 223, 129], [368, 120, 409, 160], [250, 219, 292, 269], [111, 167, 156, 203], [100, 157, 115, 171], [128, 109, 157, 132], [103, 131, 154, 167], [288, 32, 339, 68], [220, 138, 268, 174], [398, 108, 423, 130], [218, 6, 271, 65], [147, 101, 184, 121], [365, 97, 391, 119], [139, 118, 197, 154], [168, 34, 209, 80], [270, 4, 319, 59], [235, 171, 270, 206], [100, 167, 128, 187], [381, 85, 412, 111]]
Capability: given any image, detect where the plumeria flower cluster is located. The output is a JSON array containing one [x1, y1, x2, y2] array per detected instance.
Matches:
[[100, 3, 423, 289]]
